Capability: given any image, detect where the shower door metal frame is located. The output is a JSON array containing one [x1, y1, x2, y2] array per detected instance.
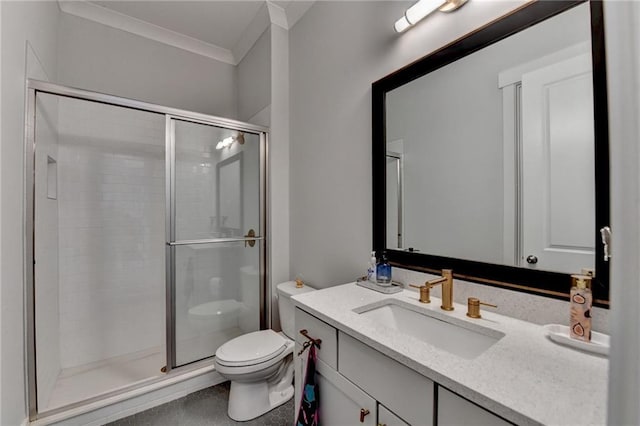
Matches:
[[24, 79, 270, 420]]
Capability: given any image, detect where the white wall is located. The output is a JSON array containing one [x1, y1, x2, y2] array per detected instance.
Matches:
[[270, 24, 290, 330], [604, 2, 640, 425], [0, 4, 4, 419], [237, 28, 271, 122], [57, 13, 237, 118], [1, 1, 60, 424], [289, 1, 528, 288]]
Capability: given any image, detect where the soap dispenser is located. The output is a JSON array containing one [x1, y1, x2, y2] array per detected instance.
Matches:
[[376, 250, 392, 286], [569, 274, 592, 342]]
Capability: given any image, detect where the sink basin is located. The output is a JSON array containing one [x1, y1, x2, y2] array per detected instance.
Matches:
[[355, 300, 504, 359]]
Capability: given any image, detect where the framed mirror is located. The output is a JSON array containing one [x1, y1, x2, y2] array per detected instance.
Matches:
[[372, 0, 609, 305]]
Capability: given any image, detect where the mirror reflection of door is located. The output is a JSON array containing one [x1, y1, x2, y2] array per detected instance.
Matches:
[[386, 145, 403, 249], [520, 52, 595, 273]]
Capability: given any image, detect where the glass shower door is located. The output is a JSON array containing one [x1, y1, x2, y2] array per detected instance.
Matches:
[[169, 119, 264, 367]]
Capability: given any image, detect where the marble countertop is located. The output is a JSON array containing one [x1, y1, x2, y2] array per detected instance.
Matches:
[[292, 282, 608, 426]]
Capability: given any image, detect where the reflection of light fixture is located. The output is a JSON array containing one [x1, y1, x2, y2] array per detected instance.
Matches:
[[215, 132, 246, 150], [394, 0, 468, 33]]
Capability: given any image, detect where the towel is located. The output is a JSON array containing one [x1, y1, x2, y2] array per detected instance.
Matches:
[[296, 344, 319, 426]]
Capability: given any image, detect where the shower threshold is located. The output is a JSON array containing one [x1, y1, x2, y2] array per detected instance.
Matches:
[[32, 358, 221, 426], [43, 347, 165, 411]]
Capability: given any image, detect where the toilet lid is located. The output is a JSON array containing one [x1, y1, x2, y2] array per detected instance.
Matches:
[[215, 330, 287, 367]]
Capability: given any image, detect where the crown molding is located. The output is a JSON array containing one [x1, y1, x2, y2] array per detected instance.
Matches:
[[266, 1, 288, 29], [58, 1, 315, 65], [232, 3, 271, 64], [58, 0, 236, 64], [280, 1, 315, 30]]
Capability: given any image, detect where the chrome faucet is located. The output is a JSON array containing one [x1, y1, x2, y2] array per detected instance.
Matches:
[[409, 269, 454, 310]]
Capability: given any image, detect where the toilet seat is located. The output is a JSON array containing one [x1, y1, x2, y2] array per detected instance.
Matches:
[[215, 330, 287, 367]]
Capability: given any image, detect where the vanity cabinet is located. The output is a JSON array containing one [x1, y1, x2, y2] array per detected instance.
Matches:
[[437, 386, 512, 426], [295, 307, 512, 426], [295, 309, 376, 425]]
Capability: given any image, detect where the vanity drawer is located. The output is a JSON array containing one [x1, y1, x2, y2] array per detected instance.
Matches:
[[379, 403, 410, 426], [339, 331, 434, 426], [437, 386, 512, 425], [294, 308, 338, 369]]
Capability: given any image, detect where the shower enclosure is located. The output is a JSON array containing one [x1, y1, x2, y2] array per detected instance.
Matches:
[[25, 80, 268, 419]]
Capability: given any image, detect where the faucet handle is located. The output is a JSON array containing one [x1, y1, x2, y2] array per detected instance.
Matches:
[[466, 297, 497, 319], [409, 284, 431, 303]]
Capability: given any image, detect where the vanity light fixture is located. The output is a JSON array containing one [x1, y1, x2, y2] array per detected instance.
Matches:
[[394, 0, 468, 33]]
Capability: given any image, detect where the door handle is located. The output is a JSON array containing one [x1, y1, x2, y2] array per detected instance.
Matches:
[[526, 255, 538, 264], [244, 229, 256, 247]]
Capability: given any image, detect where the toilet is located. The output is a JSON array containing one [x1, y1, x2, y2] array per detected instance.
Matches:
[[213, 280, 315, 421]]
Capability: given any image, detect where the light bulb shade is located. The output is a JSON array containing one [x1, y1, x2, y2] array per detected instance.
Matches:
[[394, 15, 412, 33], [405, 0, 445, 25]]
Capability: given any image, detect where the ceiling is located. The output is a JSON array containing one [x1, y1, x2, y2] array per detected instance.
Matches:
[[58, 1, 312, 65]]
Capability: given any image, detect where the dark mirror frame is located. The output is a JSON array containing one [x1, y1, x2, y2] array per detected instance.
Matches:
[[372, 0, 609, 307]]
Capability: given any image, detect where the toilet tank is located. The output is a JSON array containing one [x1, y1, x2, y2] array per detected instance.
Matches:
[[276, 281, 315, 339]]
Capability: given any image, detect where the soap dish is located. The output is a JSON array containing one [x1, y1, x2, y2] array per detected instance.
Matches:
[[543, 324, 609, 356], [356, 278, 403, 294]]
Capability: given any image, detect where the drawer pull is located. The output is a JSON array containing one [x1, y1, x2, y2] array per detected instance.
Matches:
[[298, 329, 322, 356], [360, 408, 370, 423]]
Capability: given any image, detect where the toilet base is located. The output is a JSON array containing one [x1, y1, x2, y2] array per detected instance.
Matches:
[[226, 357, 294, 422], [227, 381, 294, 421]]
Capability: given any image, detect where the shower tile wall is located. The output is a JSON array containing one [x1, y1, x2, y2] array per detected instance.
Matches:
[[34, 94, 61, 409], [57, 98, 166, 369]]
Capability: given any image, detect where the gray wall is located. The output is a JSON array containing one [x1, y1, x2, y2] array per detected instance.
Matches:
[[238, 27, 271, 122], [57, 13, 238, 118], [604, 2, 640, 424], [289, 0, 528, 288], [1, 2, 60, 423]]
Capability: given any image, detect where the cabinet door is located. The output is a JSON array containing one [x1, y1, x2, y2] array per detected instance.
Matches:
[[378, 403, 410, 426], [437, 386, 512, 426], [296, 342, 376, 425], [339, 332, 434, 425]]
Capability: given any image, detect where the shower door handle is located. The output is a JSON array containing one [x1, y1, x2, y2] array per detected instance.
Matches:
[[244, 229, 256, 248]]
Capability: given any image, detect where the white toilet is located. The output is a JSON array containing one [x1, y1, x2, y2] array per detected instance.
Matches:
[[214, 280, 315, 421]]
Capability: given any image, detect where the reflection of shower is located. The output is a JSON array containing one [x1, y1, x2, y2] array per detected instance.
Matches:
[[386, 151, 404, 248]]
